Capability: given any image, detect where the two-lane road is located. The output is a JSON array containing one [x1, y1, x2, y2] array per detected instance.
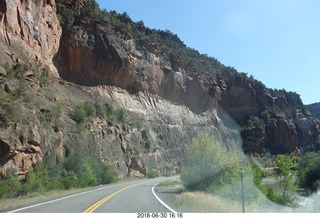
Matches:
[[7, 176, 178, 213]]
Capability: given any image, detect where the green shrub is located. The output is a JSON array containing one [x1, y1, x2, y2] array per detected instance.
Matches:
[[39, 73, 51, 86], [180, 135, 241, 191], [22, 169, 39, 194], [22, 165, 53, 194], [83, 102, 97, 118], [114, 108, 127, 123], [61, 175, 78, 189], [90, 158, 117, 184], [71, 104, 87, 124], [0, 153, 117, 198], [64, 154, 98, 186], [251, 155, 300, 207], [71, 102, 128, 127], [251, 161, 279, 203], [147, 169, 158, 178], [298, 152, 320, 194], [94, 102, 104, 117], [12, 78, 27, 100], [0, 169, 21, 198], [103, 103, 113, 117], [0, 179, 11, 198], [10, 63, 31, 79], [246, 116, 265, 128], [0, 103, 19, 124], [63, 153, 117, 187], [39, 103, 62, 127]]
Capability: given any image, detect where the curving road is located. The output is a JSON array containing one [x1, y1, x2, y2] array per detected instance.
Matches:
[[7, 176, 178, 213]]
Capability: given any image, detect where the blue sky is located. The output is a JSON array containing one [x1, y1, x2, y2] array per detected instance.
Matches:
[[96, 0, 320, 104]]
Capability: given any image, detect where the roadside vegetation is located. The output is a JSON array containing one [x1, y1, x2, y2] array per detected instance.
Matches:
[[251, 154, 300, 208], [174, 135, 320, 212], [0, 63, 123, 200], [180, 135, 242, 192], [0, 152, 117, 199]]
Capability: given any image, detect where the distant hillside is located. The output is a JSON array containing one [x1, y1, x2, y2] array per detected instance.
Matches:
[[306, 102, 320, 120]]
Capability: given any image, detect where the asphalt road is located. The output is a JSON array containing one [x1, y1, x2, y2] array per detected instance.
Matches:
[[7, 176, 178, 213]]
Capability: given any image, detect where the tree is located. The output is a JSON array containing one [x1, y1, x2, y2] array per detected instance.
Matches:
[[251, 161, 278, 203], [82, 0, 99, 17], [298, 152, 320, 195], [180, 135, 241, 191], [119, 12, 132, 23], [274, 154, 299, 206]]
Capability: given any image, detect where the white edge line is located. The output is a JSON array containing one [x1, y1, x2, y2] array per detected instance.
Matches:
[[152, 183, 178, 214], [7, 183, 120, 213]]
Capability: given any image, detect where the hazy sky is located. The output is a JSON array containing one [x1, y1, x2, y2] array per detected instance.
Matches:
[[96, 0, 320, 104]]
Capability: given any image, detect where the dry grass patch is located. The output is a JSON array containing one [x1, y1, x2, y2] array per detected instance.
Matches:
[[156, 179, 242, 212], [166, 191, 243, 213], [0, 187, 96, 212], [155, 179, 292, 213]]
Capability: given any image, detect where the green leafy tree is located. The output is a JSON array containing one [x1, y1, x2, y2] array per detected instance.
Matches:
[[274, 154, 300, 207], [251, 161, 278, 203], [298, 152, 320, 194]]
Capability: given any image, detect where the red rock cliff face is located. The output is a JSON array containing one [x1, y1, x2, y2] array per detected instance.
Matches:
[[56, 19, 217, 114], [0, 0, 62, 178], [218, 73, 320, 153], [56, 14, 320, 155], [0, 0, 62, 73]]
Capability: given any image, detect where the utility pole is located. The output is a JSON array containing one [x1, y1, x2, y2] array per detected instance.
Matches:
[[240, 169, 245, 213]]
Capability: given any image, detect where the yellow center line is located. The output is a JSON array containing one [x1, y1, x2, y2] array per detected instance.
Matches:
[[82, 182, 143, 213]]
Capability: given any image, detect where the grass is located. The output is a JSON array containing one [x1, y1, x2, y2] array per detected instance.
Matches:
[[0, 177, 145, 212], [156, 179, 243, 213], [155, 179, 293, 213], [0, 186, 97, 212], [166, 191, 243, 213]]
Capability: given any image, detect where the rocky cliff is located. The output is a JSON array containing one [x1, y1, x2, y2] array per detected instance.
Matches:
[[1, 0, 320, 179], [55, 3, 320, 155], [0, 0, 62, 74], [307, 102, 320, 120]]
